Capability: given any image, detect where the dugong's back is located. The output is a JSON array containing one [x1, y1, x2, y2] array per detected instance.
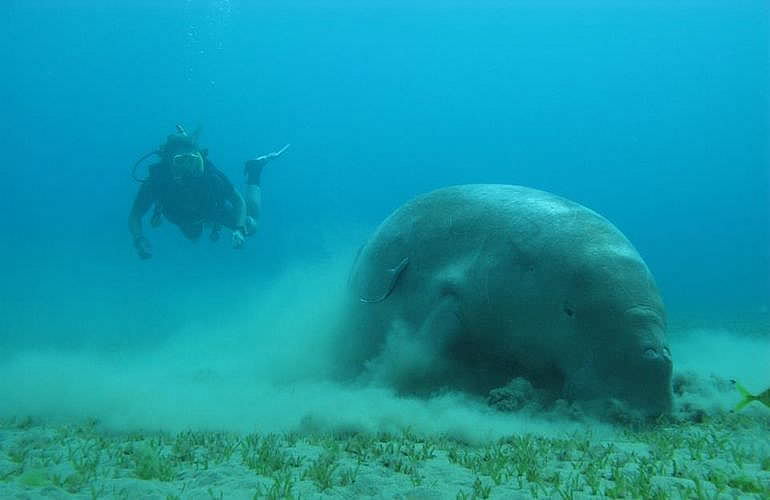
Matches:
[[352, 184, 654, 309]]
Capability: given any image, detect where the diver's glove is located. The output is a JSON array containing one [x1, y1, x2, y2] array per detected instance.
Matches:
[[231, 228, 245, 249], [134, 236, 152, 260]]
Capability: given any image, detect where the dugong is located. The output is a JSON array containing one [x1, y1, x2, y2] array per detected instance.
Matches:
[[343, 184, 673, 415]]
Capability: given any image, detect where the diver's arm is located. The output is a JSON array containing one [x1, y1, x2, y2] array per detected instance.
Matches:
[[128, 184, 153, 238], [128, 183, 154, 259]]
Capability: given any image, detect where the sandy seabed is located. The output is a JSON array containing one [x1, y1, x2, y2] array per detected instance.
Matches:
[[1, 408, 768, 500]]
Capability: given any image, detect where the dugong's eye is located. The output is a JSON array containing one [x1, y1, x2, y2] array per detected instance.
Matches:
[[563, 305, 575, 317]]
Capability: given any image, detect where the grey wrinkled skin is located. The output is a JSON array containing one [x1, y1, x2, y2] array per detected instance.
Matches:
[[342, 184, 673, 416]]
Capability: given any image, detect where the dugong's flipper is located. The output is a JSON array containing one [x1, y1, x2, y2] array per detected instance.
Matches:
[[360, 257, 409, 303]]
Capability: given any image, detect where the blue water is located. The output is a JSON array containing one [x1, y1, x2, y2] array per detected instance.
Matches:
[[1, 0, 768, 352]]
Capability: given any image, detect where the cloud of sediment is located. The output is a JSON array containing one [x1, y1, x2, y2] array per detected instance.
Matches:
[[1, 243, 767, 441]]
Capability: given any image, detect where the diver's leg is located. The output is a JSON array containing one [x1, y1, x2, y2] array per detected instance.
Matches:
[[245, 185, 261, 235], [244, 159, 266, 235]]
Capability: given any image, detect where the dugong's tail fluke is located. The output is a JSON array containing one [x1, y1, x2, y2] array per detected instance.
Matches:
[[360, 257, 409, 303]]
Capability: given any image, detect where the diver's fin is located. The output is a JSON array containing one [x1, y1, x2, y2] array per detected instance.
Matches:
[[360, 257, 409, 303]]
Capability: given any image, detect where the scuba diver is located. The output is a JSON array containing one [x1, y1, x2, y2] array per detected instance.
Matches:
[[129, 125, 289, 260]]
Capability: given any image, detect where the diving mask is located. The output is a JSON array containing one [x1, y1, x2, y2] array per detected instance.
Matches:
[[171, 152, 204, 180]]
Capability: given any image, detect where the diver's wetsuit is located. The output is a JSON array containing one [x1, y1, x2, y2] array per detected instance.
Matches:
[[130, 159, 246, 240]]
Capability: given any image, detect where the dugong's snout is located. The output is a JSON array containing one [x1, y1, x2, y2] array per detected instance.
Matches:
[[625, 342, 674, 415], [615, 307, 673, 415]]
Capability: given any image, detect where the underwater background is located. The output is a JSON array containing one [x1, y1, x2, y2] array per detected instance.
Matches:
[[0, 0, 768, 429]]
